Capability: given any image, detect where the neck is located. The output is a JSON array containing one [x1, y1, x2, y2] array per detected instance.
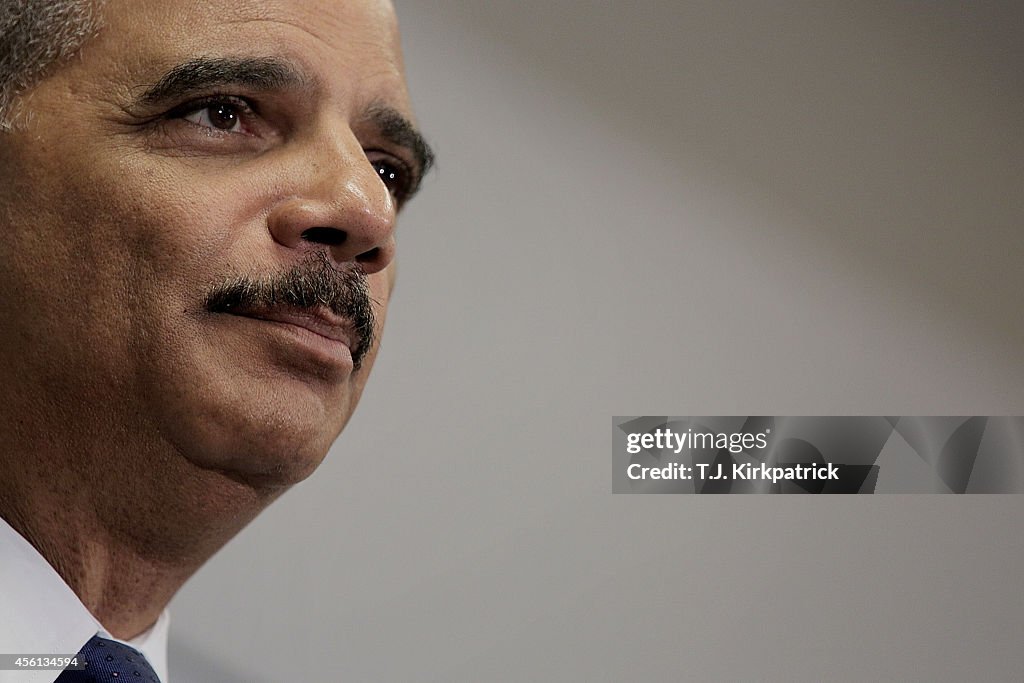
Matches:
[[0, 419, 282, 639]]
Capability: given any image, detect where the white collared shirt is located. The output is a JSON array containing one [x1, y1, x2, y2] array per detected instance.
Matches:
[[0, 516, 169, 683]]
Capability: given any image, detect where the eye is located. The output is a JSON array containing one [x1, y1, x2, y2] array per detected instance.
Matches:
[[372, 158, 412, 201], [178, 98, 250, 133]]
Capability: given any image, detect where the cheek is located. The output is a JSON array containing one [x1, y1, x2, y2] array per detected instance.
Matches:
[[12, 146, 262, 301], [369, 269, 393, 335], [30, 150, 281, 370], [351, 269, 392, 374], [103, 162, 265, 277]]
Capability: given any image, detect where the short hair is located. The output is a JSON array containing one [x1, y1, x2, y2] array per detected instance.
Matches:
[[0, 0, 102, 129]]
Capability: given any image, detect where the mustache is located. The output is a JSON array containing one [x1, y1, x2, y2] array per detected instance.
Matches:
[[204, 252, 376, 369]]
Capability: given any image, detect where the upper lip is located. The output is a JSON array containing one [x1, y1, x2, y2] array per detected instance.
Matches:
[[229, 305, 354, 348]]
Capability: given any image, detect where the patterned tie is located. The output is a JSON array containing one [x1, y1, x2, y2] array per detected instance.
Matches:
[[55, 634, 161, 682]]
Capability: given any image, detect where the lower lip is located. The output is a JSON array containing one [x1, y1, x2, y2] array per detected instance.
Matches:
[[230, 314, 354, 371]]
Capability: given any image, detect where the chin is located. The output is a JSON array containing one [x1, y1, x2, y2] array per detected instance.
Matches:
[[154, 378, 356, 490], [194, 414, 344, 489]]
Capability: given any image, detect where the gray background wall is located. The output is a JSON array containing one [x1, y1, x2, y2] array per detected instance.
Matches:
[[169, 2, 1024, 681]]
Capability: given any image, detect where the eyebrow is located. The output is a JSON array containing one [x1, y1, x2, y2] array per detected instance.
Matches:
[[137, 56, 308, 105], [135, 55, 435, 191]]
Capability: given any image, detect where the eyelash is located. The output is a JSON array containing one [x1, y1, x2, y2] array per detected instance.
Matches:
[[164, 96, 416, 202]]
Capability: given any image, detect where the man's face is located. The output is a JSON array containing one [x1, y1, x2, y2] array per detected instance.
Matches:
[[0, 0, 426, 485]]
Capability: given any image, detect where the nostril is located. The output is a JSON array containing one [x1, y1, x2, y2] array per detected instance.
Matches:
[[356, 247, 380, 264], [301, 227, 347, 246]]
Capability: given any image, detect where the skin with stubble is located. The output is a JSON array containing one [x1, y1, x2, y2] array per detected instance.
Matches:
[[0, 0, 431, 638]]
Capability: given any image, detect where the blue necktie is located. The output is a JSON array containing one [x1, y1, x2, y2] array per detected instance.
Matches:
[[55, 634, 161, 682]]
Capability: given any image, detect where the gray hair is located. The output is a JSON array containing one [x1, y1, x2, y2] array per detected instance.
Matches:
[[0, 0, 102, 128]]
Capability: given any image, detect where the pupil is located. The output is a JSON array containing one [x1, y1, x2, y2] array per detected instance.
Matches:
[[211, 104, 237, 129]]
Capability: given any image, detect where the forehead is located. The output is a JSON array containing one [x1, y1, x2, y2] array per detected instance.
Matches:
[[92, 0, 409, 112]]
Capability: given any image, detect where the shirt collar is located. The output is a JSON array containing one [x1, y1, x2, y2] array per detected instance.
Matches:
[[0, 516, 170, 683]]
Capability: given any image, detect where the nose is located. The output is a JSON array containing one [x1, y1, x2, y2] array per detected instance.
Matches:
[[267, 127, 396, 275]]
